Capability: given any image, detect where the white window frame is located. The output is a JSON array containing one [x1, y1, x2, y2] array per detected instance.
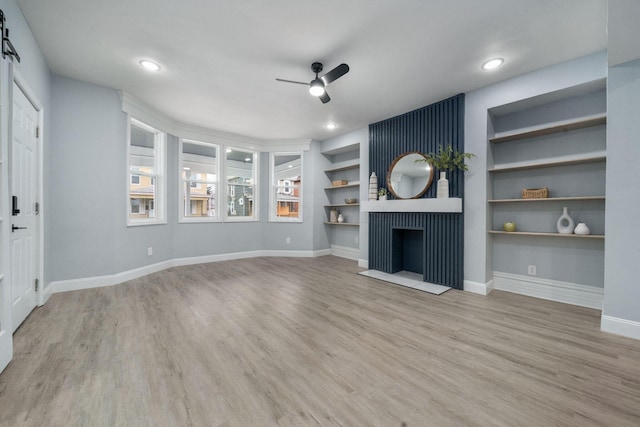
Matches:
[[224, 147, 258, 222], [269, 152, 303, 223], [127, 116, 166, 226], [178, 138, 221, 223]]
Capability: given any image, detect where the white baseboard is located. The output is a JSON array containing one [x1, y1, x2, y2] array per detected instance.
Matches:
[[464, 279, 493, 296], [330, 245, 359, 260], [358, 259, 368, 269], [493, 271, 603, 309], [601, 315, 640, 340], [38, 282, 55, 306], [50, 249, 332, 294]]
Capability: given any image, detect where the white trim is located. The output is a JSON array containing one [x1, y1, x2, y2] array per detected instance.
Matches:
[[330, 244, 359, 260], [464, 279, 493, 295], [361, 198, 462, 213], [118, 92, 312, 151], [492, 271, 603, 309], [358, 259, 369, 269], [50, 249, 333, 293], [601, 315, 640, 341]]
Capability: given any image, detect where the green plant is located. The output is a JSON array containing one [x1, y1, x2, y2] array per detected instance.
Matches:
[[378, 187, 387, 196], [421, 144, 475, 172]]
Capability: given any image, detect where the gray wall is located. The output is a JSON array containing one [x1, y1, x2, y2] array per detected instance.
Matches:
[[603, 58, 640, 322], [48, 76, 320, 282], [464, 52, 607, 287]]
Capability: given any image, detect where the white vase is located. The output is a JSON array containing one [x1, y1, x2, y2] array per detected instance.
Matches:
[[574, 222, 590, 235], [437, 172, 449, 198], [556, 206, 575, 234], [329, 208, 338, 223], [337, 213, 345, 223], [379, 194, 387, 201], [369, 172, 378, 201]]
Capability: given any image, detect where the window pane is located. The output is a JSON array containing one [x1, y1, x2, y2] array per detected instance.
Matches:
[[272, 154, 302, 221], [128, 119, 164, 224], [226, 148, 256, 219], [182, 140, 219, 219]]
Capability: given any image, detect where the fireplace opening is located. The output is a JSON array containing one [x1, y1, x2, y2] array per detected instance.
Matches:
[[391, 228, 424, 276]]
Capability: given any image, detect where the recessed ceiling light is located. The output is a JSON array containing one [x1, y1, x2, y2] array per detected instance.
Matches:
[[183, 167, 191, 171], [482, 58, 504, 70], [326, 123, 337, 130], [139, 60, 161, 72], [288, 165, 293, 168], [244, 157, 251, 162]]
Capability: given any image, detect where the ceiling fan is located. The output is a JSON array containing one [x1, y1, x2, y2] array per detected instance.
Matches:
[[276, 62, 350, 104]]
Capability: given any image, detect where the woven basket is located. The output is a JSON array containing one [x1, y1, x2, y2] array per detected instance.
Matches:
[[332, 180, 348, 187], [521, 188, 549, 199]]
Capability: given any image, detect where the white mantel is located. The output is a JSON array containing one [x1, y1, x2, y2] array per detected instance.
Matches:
[[361, 198, 462, 213]]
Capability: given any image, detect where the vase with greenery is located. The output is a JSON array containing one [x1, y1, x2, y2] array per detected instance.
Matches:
[[378, 187, 387, 200], [419, 144, 475, 198]]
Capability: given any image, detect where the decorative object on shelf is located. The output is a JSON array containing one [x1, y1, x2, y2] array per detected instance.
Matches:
[[344, 197, 357, 204], [369, 172, 378, 200], [378, 187, 387, 201], [503, 222, 516, 232], [521, 188, 549, 199], [331, 179, 348, 187], [574, 222, 591, 235], [437, 172, 449, 199], [337, 212, 345, 223], [419, 144, 475, 198], [329, 208, 338, 223], [556, 206, 575, 234]]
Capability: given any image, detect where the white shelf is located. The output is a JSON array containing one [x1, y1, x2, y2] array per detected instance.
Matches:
[[324, 222, 359, 226], [324, 182, 360, 190], [325, 204, 360, 208], [488, 196, 605, 203], [489, 151, 606, 173], [490, 113, 606, 144], [489, 230, 604, 240], [362, 198, 462, 213], [324, 161, 359, 173]]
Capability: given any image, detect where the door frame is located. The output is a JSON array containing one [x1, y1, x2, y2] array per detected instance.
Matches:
[[12, 70, 46, 307]]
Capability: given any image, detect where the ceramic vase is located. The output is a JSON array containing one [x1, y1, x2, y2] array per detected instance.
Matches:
[[329, 208, 338, 223], [437, 172, 449, 198], [556, 206, 575, 234], [369, 172, 378, 201], [574, 222, 590, 235], [379, 194, 387, 201], [337, 213, 345, 223]]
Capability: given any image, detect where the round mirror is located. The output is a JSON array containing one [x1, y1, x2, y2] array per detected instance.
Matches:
[[386, 152, 434, 199]]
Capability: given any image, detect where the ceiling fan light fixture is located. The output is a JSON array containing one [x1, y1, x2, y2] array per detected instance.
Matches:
[[482, 58, 504, 70], [309, 79, 325, 96], [139, 59, 161, 72]]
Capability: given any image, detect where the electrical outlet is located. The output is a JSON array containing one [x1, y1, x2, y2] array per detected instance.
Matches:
[[528, 265, 536, 276], [148, 247, 153, 256], [286, 237, 291, 244]]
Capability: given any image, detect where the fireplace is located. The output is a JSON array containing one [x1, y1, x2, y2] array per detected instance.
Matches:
[[392, 228, 424, 276]]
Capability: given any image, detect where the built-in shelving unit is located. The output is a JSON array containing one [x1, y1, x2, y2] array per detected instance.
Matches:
[[488, 79, 607, 303], [322, 143, 361, 256]]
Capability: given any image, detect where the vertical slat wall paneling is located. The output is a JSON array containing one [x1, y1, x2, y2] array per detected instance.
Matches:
[[368, 94, 465, 289]]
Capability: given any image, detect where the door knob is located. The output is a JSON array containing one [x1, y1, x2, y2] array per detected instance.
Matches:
[[11, 225, 27, 232]]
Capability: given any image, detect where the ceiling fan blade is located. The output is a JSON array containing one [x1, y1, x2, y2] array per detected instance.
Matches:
[[319, 91, 331, 104], [275, 78, 309, 86], [321, 63, 349, 85]]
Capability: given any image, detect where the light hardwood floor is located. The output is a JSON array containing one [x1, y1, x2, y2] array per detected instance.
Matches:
[[1, 256, 639, 426]]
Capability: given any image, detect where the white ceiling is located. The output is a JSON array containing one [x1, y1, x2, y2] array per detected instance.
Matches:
[[17, 0, 607, 142]]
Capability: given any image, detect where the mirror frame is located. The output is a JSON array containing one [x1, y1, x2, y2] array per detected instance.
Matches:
[[386, 151, 434, 199]]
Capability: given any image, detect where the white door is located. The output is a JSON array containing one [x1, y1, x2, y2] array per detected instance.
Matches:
[[10, 82, 38, 332]]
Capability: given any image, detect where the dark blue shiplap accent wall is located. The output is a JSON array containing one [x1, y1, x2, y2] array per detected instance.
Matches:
[[368, 94, 465, 289]]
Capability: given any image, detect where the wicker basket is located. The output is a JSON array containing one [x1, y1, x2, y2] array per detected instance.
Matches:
[[332, 180, 348, 187], [521, 188, 549, 199]]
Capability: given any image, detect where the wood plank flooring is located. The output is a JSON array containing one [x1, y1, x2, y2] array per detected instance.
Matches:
[[1, 255, 639, 426]]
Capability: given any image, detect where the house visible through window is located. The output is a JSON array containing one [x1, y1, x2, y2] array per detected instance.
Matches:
[[270, 153, 302, 222], [226, 148, 257, 220], [128, 118, 165, 225], [180, 139, 219, 221]]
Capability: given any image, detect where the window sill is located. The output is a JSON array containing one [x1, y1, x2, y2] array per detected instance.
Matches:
[[127, 220, 168, 227]]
